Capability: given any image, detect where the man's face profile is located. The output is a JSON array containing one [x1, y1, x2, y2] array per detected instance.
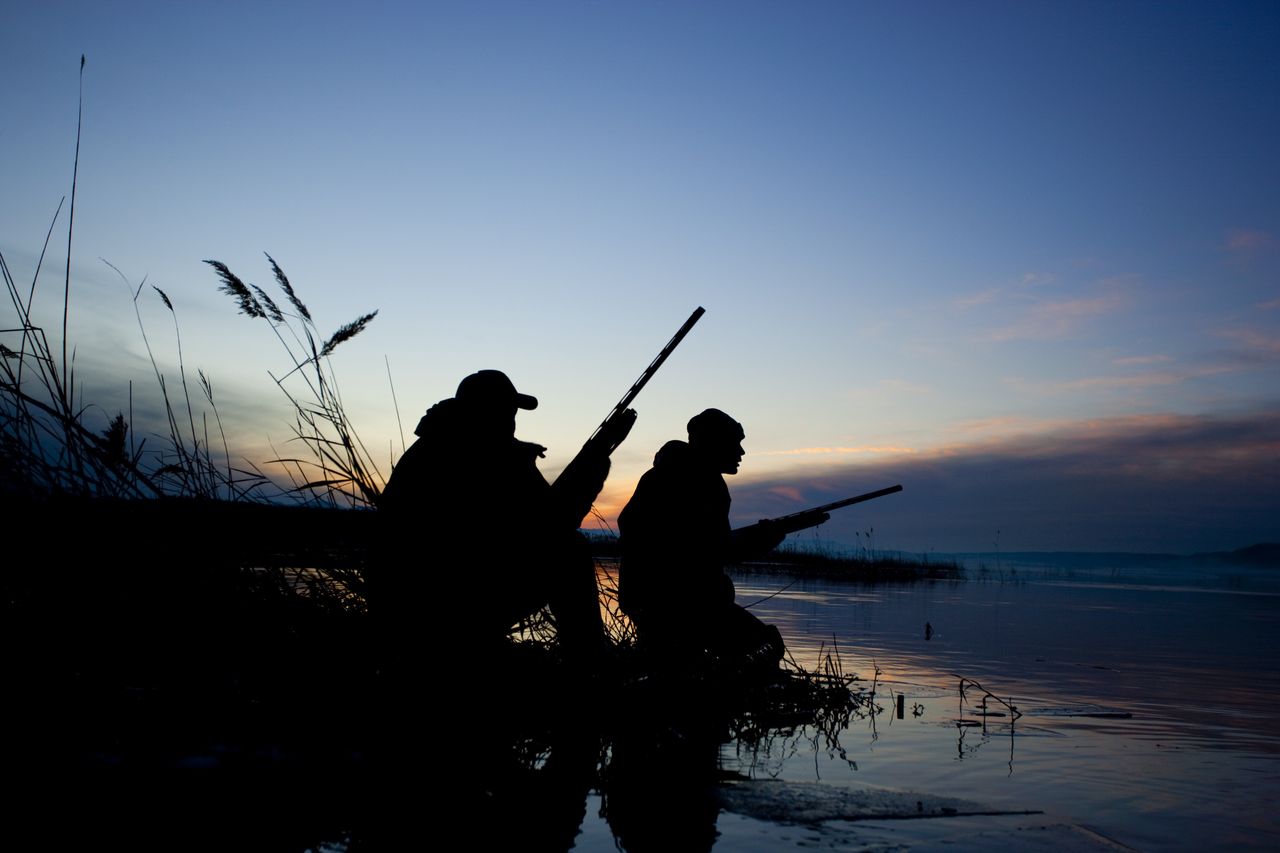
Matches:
[[688, 409, 746, 475], [716, 435, 746, 475], [691, 431, 744, 475]]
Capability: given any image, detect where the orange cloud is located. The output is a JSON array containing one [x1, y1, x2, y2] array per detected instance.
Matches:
[[767, 485, 805, 503]]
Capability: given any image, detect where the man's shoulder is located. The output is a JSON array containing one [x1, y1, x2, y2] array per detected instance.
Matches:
[[633, 443, 712, 497], [653, 439, 690, 466]]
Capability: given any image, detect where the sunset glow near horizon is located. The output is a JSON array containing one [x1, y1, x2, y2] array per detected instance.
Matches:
[[3, 2, 1277, 552]]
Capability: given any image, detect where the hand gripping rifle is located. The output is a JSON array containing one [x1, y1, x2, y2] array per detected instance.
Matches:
[[552, 307, 705, 506], [735, 484, 904, 538]]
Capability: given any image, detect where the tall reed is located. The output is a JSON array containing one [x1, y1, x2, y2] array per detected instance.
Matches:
[[206, 257, 383, 508]]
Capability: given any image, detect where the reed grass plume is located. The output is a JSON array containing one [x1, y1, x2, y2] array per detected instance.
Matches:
[[206, 255, 383, 507]]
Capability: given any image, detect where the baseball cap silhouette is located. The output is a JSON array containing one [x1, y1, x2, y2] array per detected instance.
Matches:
[[456, 369, 538, 410]]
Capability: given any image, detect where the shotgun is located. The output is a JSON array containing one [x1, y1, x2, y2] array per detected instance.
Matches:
[[735, 484, 904, 537], [552, 306, 705, 497]]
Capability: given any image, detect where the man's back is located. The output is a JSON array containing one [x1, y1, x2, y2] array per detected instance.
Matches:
[[618, 439, 734, 625], [616, 409, 785, 672], [375, 371, 610, 656]]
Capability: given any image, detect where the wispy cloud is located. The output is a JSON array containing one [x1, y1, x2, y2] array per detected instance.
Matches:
[[1008, 364, 1233, 395], [729, 409, 1280, 552], [1112, 354, 1172, 366], [984, 294, 1124, 343], [943, 415, 1075, 441], [877, 378, 932, 395], [1218, 328, 1280, 357], [1210, 328, 1280, 367], [1226, 230, 1275, 252], [955, 273, 1054, 309], [1010, 330, 1278, 394], [1046, 372, 1186, 391], [1259, 298, 1280, 311], [954, 288, 999, 308], [756, 446, 916, 457]]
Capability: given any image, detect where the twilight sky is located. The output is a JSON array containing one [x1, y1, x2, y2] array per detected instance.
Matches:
[[3, 1, 1277, 552]]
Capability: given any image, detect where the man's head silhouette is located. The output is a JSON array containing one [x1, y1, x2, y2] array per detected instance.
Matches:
[[687, 408, 746, 474], [456, 369, 538, 411], [455, 370, 537, 439]]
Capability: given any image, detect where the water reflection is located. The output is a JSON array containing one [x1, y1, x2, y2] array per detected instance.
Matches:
[[27, 557, 1279, 850], [730, 562, 1280, 851], [738, 569, 1280, 752], [312, 558, 1280, 851], [605, 706, 723, 852]]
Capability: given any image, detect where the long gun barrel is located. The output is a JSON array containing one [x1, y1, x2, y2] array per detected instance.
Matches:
[[737, 484, 903, 537], [552, 307, 705, 505], [580, 305, 705, 457]]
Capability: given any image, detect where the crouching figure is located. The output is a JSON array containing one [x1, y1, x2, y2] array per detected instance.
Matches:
[[618, 408, 786, 676]]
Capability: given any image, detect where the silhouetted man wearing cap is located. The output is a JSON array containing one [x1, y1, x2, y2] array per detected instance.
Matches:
[[618, 408, 786, 674], [378, 370, 630, 664]]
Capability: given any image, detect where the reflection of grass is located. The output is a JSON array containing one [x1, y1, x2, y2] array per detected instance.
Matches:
[[733, 637, 877, 763]]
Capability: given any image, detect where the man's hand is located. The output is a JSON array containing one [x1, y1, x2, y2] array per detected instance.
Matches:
[[598, 407, 637, 454], [755, 519, 788, 553]]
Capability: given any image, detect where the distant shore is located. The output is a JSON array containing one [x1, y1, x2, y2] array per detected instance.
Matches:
[[587, 533, 1279, 582], [587, 534, 965, 581]]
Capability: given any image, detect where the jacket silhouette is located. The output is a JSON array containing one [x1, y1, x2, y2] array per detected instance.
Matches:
[[377, 370, 614, 656], [618, 409, 785, 672]]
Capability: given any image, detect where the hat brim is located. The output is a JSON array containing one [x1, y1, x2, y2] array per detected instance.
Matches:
[[515, 393, 538, 411]]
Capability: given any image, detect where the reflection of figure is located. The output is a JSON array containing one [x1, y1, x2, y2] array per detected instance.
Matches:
[[605, 712, 722, 853], [485, 723, 599, 853], [618, 408, 785, 673], [376, 370, 626, 658], [359, 704, 600, 851]]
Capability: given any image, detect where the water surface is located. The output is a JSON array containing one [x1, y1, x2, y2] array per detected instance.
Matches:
[[580, 555, 1280, 851]]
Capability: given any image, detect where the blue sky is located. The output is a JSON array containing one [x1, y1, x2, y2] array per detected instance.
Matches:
[[3, 1, 1277, 551]]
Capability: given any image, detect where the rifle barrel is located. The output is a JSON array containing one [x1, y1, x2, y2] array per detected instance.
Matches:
[[778, 484, 903, 522], [583, 306, 705, 450]]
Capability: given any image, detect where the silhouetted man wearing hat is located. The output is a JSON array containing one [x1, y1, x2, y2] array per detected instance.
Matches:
[[377, 370, 631, 663], [618, 408, 786, 674]]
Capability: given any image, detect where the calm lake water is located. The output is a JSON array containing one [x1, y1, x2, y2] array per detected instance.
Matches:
[[574, 554, 1280, 851]]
